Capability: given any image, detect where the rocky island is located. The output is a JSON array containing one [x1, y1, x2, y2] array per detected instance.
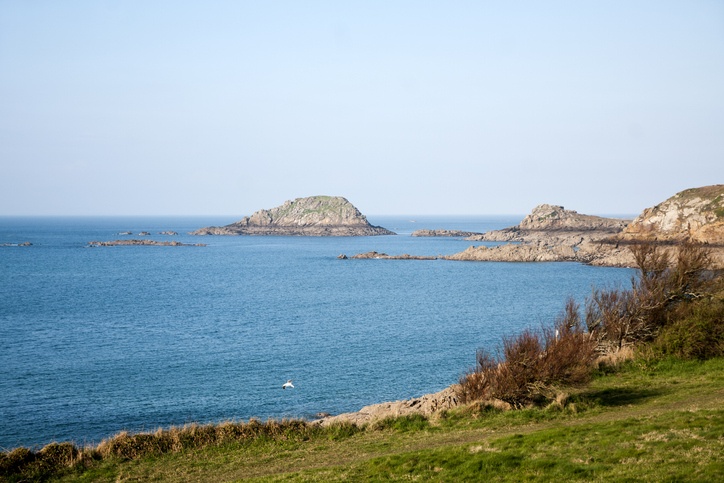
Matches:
[[191, 196, 395, 236]]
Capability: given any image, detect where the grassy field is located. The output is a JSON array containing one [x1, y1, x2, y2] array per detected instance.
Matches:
[[36, 356, 722, 482]]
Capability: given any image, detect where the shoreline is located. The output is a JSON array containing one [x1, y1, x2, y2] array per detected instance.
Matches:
[[314, 385, 461, 427]]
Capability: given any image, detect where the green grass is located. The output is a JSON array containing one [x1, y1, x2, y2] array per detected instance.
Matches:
[[30, 357, 722, 482]]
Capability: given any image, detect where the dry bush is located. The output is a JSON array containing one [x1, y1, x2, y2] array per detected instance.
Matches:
[[587, 240, 713, 351], [594, 346, 636, 371], [97, 431, 171, 460], [459, 299, 596, 408], [36, 442, 80, 468], [0, 446, 35, 477], [94, 418, 316, 462]]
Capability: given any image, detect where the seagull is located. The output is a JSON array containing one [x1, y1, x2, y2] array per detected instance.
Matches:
[[282, 380, 294, 390]]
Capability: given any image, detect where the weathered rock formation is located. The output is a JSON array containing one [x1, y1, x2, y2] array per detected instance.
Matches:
[[443, 205, 635, 266], [316, 386, 460, 427], [448, 188, 724, 268], [192, 196, 395, 236], [468, 204, 630, 243], [618, 185, 724, 245], [88, 240, 206, 247]]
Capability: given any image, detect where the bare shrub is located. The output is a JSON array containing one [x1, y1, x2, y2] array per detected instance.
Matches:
[[459, 299, 596, 408], [594, 346, 635, 371], [587, 240, 713, 351]]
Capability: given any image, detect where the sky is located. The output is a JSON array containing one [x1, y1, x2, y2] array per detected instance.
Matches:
[[1, 1, 723, 217]]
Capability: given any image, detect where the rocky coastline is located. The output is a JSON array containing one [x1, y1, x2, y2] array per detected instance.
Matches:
[[315, 386, 462, 427], [346, 186, 724, 268]]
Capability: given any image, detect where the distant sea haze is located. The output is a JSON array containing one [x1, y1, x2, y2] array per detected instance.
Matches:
[[0, 216, 634, 449]]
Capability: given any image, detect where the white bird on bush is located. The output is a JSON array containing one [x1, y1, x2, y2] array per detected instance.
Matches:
[[282, 380, 294, 389]]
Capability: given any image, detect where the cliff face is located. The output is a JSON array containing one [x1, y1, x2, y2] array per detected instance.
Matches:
[[192, 196, 395, 236], [620, 185, 724, 244]]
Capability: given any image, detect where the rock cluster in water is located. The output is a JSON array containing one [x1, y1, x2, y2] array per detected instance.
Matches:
[[88, 240, 206, 247], [192, 196, 395, 236], [449, 204, 635, 266], [411, 229, 482, 237]]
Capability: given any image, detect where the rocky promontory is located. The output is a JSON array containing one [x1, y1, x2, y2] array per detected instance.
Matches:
[[617, 185, 724, 245], [192, 196, 395, 236]]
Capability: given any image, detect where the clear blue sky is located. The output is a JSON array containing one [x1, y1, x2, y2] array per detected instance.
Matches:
[[1, 1, 722, 217]]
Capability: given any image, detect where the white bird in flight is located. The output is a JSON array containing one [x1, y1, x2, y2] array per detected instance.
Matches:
[[282, 380, 294, 390]]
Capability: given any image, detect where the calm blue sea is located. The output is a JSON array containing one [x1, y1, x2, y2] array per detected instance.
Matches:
[[0, 216, 634, 449]]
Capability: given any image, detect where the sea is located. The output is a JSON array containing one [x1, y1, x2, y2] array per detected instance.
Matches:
[[0, 215, 634, 449]]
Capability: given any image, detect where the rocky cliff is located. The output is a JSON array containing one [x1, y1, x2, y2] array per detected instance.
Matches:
[[618, 185, 724, 245], [192, 196, 395, 236]]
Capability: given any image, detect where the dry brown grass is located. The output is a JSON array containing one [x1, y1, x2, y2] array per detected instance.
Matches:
[[0, 418, 319, 481]]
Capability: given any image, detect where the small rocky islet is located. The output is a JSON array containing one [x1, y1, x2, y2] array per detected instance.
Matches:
[[88, 240, 206, 247], [191, 195, 395, 236]]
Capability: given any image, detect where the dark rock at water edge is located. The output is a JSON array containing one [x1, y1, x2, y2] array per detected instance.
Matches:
[[411, 229, 482, 237], [88, 240, 206, 247]]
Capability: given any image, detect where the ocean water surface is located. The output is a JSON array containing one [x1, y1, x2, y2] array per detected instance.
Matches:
[[0, 216, 634, 449]]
